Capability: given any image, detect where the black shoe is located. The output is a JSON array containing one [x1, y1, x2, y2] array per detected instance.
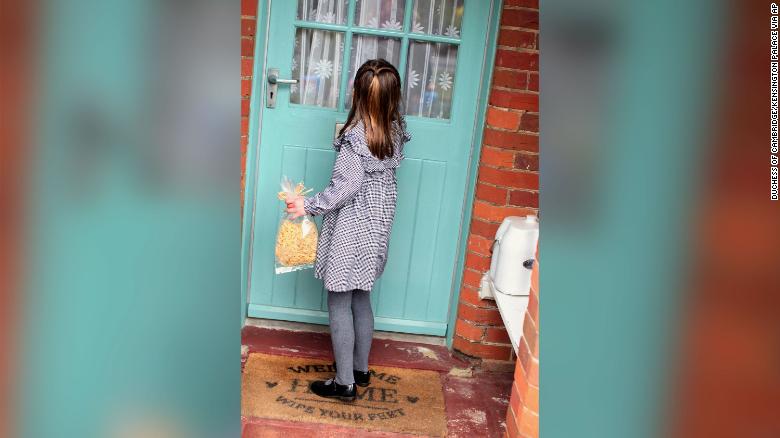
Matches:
[[332, 362, 371, 387], [353, 369, 371, 387], [309, 379, 356, 402]]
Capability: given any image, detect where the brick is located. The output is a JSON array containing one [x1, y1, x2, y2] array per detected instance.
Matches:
[[479, 166, 539, 190], [241, 0, 257, 16], [241, 98, 250, 116], [508, 190, 539, 208], [486, 326, 511, 344], [524, 382, 539, 414], [457, 302, 505, 325], [241, 140, 248, 175], [462, 268, 483, 289], [520, 112, 539, 132], [518, 407, 539, 438], [522, 315, 538, 355], [495, 50, 539, 70], [465, 251, 491, 271], [459, 286, 497, 309], [514, 354, 528, 385], [505, 405, 521, 438], [498, 29, 537, 49], [486, 107, 521, 130], [527, 358, 539, 388], [490, 89, 538, 112], [493, 69, 528, 89], [504, 0, 539, 8], [476, 182, 508, 205], [241, 37, 255, 56], [509, 381, 523, 419], [483, 129, 539, 152], [513, 153, 539, 171], [453, 336, 513, 360], [528, 72, 539, 91], [242, 78, 252, 97], [470, 219, 500, 239], [455, 318, 485, 342], [481, 146, 516, 168], [518, 340, 538, 385], [514, 364, 529, 399], [241, 58, 254, 77], [241, 116, 249, 136], [474, 200, 535, 222], [241, 135, 248, 153], [501, 8, 539, 30], [526, 292, 538, 325], [518, 335, 531, 371], [467, 234, 493, 257], [523, 310, 539, 360], [241, 18, 256, 37]]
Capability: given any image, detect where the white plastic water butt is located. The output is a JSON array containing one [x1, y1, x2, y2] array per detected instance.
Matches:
[[489, 215, 539, 296]]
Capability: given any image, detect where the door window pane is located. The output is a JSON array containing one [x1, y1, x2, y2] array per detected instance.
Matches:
[[291, 28, 345, 108], [354, 0, 406, 30], [297, 0, 348, 25], [404, 41, 457, 119], [411, 0, 464, 38], [345, 35, 402, 107]]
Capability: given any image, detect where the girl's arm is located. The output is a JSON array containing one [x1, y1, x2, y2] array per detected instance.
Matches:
[[294, 146, 364, 217]]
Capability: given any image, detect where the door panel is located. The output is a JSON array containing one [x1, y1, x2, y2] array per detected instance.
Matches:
[[248, 0, 492, 335]]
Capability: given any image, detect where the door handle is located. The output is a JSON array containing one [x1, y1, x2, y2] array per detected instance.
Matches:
[[268, 74, 298, 85], [266, 68, 298, 108]]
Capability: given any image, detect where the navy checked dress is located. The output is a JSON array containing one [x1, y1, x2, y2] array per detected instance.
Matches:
[[303, 120, 411, 293]]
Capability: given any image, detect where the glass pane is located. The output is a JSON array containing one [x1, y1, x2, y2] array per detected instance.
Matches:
[[354, 0, 406, 30], [291, 28, 345, 108], [411, 0, 464, 38], [345, 35, 402, 107], [297, 0, 349, 25], [405, 41, 457, 119]]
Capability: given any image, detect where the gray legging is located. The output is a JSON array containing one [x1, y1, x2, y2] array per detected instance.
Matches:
[[327, 289, 374, 385]]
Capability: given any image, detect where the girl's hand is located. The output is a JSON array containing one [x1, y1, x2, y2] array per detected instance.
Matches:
[[286, 195, 306, 219]]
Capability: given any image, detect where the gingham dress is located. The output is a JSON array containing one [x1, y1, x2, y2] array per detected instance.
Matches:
[[304, 120, 411, 292]]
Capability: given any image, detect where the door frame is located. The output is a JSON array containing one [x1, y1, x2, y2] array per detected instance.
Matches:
[[241, 0, 504, 347]]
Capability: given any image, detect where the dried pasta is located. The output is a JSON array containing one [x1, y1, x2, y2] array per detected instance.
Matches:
[[275, 219, 317, 266], [275, 176, 318, 274]]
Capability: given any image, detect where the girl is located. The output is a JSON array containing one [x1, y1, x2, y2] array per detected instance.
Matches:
[[286, 59, 410, 401]]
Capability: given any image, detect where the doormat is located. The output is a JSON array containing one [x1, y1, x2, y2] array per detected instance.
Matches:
[[241, 353, 447, 437]]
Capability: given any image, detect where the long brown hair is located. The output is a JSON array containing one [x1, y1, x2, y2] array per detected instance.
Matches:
[[339, 59, 402, 160]]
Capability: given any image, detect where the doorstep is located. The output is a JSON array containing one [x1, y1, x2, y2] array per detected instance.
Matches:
[[242, 323, 467, 372], [241, 325, 514, 437]]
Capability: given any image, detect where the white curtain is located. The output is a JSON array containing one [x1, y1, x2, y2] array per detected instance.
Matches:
[[405, 0, 462, 119], [292, 0, 463, 118], [292, 0, 349, 108]]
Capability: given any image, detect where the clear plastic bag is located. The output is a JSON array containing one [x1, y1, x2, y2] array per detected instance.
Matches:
[[274, 176, 318, 274]]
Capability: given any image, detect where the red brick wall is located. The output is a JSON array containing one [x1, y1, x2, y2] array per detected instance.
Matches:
[[241, 0, 258, 206], [505, 260, 539, 438], [452, 0, 539, 361]]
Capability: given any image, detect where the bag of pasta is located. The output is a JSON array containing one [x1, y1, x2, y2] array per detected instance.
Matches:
[[275, 176, 318, 274]]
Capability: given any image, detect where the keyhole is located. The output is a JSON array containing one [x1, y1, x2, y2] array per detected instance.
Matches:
[[270, 91, 274, 100]]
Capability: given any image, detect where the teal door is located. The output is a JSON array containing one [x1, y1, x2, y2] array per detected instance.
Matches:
[[247, 0, 493, 335]]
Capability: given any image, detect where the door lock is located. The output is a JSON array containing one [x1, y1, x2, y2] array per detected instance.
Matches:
[[266, 68, 298, 108]]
